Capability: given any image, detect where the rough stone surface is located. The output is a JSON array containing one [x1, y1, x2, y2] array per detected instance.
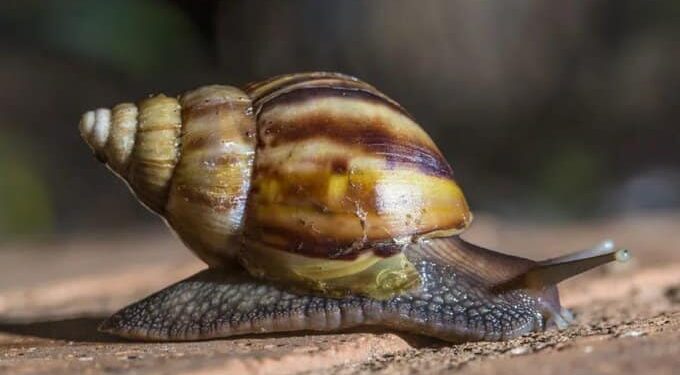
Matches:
[[1, 214, 679, 374]]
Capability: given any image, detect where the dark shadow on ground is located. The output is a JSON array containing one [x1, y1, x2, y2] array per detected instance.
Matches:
[[0, 316, 444, 347], [0, 316, 124, 343]]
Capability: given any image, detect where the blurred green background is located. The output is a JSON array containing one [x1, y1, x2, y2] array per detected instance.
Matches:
[[0, 0, 678, 242]]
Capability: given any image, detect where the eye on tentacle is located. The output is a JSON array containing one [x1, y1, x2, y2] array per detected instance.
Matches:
[[520, 240, 630, 290]]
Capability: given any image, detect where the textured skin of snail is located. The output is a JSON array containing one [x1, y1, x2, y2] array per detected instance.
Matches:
[[80, 72, 619, 343], [100, 238, 559, 342]]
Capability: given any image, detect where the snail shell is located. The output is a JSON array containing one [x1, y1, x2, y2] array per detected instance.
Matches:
[[80, 72, 471, 299]]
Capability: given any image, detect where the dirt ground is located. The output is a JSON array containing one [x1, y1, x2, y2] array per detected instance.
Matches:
[[0, 213, 678, 374]]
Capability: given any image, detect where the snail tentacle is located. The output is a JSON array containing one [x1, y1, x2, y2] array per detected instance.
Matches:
[[522, 241, 630, 290]]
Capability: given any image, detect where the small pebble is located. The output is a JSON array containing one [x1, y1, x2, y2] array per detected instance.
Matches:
[[509, 346, 530, 356], [78, 356, 94, 362], [583, 345, 594, 354], [618, 330, 645, 338]]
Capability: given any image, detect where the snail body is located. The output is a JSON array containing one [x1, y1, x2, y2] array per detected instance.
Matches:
[[80, 72, 628, 342]]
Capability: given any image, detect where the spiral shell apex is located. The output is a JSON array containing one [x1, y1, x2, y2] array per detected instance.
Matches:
[[80, 89, 255, 267], [79, 72, 473, 299]]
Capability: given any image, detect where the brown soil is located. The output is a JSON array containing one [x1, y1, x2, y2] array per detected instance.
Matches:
[[1, 213, 679, 374]]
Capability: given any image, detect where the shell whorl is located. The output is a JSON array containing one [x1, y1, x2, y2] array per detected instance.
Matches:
[[242, 73, 471, 257], [238, 72, 472, 298], [79, 103, 140, 176], [165, 86, 256, 266], [79, 88, 256, 266], [79, 96, 183, 213]]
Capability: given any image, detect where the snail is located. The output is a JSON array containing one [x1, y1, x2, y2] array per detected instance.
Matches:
[[79, 72, 630, 342]]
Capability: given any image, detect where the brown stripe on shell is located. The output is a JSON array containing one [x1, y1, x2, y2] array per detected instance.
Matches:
[[246, 223, 404, 261], [244, 72, 361, 101], [181, 101, 252, 124], [131, 158, 178, 170], [174, 185, 246, 212], [181, 135, 213, 152], [259, 111, 452, 178], [255, 83, 410, 120], [244, 181, 470, 257], [180, 129, 254, 153], [246, 206, 472, 258]]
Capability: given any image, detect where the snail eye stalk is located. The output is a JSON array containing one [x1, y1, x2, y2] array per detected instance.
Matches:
[[523, 240, 630, 289]]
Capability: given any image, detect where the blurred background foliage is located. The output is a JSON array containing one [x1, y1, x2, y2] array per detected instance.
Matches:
[[0, 0, 677, 241]]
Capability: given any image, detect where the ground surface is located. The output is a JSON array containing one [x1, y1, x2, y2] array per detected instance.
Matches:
[[0, 213, 678, 374]]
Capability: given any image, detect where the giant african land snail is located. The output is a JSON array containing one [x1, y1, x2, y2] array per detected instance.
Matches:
[[80, 72, 629, 342]]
